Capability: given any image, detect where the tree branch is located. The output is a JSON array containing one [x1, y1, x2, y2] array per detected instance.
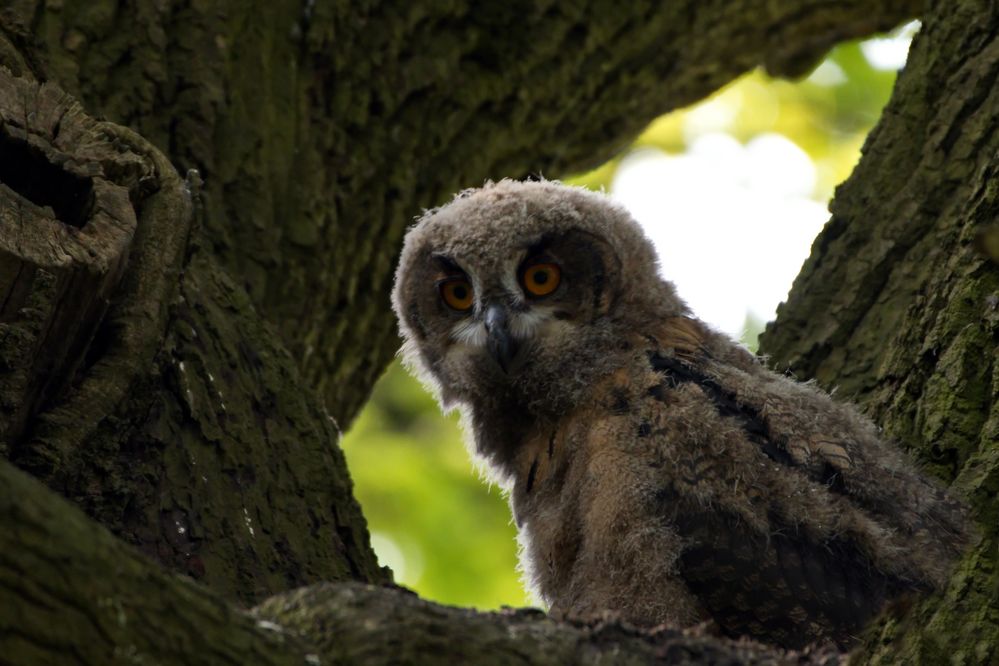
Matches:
[[0, 460, 301, 666], [0, 0, 924, 422], [255, 583, 846, 666], [1, 457, 837, 665]]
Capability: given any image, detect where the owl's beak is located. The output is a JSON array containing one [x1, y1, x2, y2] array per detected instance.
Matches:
[[483, 304, 517, 373]]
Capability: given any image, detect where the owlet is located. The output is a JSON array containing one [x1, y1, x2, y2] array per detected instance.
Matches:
[[391, 179, 968, 649]]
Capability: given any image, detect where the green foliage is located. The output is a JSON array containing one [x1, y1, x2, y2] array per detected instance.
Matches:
[[570, 41, 898, 199], [342, 363, 531, 609], [342, 34, 902, 611]]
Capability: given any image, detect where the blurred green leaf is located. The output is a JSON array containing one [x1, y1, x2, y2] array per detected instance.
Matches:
[[343, 362, 532, 609]]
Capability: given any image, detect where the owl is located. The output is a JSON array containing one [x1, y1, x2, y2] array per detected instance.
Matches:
[[391, 179, 969, 649]]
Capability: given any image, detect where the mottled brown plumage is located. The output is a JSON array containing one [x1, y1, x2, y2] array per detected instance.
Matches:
[[392, 179, 969, 649]]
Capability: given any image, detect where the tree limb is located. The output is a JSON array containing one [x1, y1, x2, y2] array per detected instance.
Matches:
[[0, 0, 924, 422], [1, 457, 839, 665]]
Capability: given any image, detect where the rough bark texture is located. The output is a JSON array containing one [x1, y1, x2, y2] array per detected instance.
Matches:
[[2, 0, 995, 663], [0, 459, 307, 666], [0, 74, 138, 447], [0, 68, 386, 606], [0, 0, 921, 425], [759, 0, 999, 662], [253, 583, 845, 666]]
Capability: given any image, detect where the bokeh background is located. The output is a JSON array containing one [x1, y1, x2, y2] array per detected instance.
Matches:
[[342, 23, 918, 611]]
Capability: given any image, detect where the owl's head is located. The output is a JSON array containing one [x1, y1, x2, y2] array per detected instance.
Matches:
[[392, 179, 685, 415]]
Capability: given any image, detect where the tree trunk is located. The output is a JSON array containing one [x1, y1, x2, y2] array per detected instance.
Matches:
[[0, 0, 994, 663], [759, 0, 999, 662], [0, 69, 387, 604]]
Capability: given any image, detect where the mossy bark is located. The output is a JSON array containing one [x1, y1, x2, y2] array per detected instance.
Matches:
[[0, 459, 305, 666], [759, 0, 999, 662]]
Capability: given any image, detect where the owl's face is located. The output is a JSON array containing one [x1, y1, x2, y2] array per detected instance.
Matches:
[[393, 180, 682, 413]]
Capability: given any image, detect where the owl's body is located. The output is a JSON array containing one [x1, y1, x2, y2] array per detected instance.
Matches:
[[392, 180, 968, 649]]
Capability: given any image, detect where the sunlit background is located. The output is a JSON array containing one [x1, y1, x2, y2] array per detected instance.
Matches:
[[342, 22, 919, 611]]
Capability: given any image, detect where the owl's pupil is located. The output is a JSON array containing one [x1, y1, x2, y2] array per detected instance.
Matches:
[[534, 271, 549, 284], [453, 285, 468, 299]]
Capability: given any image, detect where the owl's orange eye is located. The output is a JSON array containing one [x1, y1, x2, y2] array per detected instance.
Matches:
[[521, 263, 561, 297], [440, 278, 474, 311]]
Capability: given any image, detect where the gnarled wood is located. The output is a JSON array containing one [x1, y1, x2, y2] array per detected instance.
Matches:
[[0, 73, 140, 446], [0, 69, 386, 604]]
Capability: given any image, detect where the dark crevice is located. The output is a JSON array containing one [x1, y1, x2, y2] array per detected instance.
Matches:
[[0, 128, 94, 227], [0, 259, 29, 319], [77, 318, 119, 383]]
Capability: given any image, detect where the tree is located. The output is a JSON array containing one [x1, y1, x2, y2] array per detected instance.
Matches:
[[0, 0, 994, 663]]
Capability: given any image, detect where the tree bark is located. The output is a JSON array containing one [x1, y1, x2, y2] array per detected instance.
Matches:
[[0, 0, 922, 424], [759, 0, 999, 662], [0, 69, 387, 605], [2, 0, 995, 663]]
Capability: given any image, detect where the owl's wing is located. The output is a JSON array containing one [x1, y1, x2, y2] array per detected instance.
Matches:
[[647, 316, 967, 573], [639, 317, 968, 646], [656, 484, 897, 649], [711, 354, 969, 579]]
